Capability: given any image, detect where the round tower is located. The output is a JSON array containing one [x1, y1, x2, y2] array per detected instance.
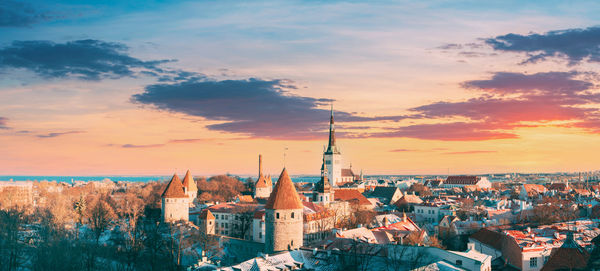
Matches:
[[265, 168, 304, 253], [161, 173, 189, 222]]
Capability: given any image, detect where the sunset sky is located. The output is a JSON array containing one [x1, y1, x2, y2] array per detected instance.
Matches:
[[2, 0, 600, 176]]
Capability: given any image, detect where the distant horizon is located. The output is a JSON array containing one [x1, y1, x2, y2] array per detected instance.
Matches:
[[1, 169, 597, 180]]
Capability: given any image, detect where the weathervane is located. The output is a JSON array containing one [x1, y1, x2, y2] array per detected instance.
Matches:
[[283, 147, 288, 168]]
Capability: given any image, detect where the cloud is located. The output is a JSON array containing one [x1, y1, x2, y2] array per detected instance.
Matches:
[[0, 0, 62, 27], [485, 26, 600, 65], [132, 78, 406, 139], [389, 149, 417, 152], [121, 143, 165, 148], [443, 150, 497, 155], [371, 122, 518, 141], [36, 131, 84, 138], [0, 39, 174, 80], [112, 137, 231, 149], [368, 71, 600, 141], [0, 117, 8, 129]]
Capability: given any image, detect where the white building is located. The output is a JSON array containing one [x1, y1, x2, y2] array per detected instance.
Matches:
[[442, 176, 491, 189]]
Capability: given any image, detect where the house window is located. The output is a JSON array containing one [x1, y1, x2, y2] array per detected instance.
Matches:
[[544, 256, 550, 264], [291, 212, 295, 218], [259, 232, 262, 238], [276, 213, 280, 219], [455, 260, 462, 266], [530, 257, 537, 267]]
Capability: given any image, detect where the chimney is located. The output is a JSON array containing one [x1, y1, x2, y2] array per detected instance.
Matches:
[[259, 154, 263, 177]]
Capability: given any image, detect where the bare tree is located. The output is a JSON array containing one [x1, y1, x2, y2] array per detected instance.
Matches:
[[0, 208, 27, 271], [231, 205, 256, 239]]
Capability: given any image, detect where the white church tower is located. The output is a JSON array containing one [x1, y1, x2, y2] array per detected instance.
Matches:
[[323, 106, 342, 187]]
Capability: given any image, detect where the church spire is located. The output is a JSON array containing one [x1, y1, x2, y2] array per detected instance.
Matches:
[[326, 104, 339, 154]]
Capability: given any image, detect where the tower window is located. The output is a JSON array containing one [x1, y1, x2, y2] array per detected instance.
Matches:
[[276, 213, 279, 219], [291, 240, 294, 246], [291, 212, 295, 218]]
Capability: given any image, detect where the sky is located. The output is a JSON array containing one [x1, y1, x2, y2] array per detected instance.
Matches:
[[1, 0, 600, 176]]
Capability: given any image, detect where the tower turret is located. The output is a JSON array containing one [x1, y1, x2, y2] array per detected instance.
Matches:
[[182, 170, 197, 206], [254, 154, 273, 198]]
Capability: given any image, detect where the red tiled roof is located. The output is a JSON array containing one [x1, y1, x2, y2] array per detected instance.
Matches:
[[394, 194, 423, 206], [469, 228, 504, 251], [334, 189, 371, 206], [161, 174, 187, 198], [235, 195, 255, 202], [523, 184, 548, 194], [540, 235, 590, 271], [182, 170, 197, 192], [548, 183, 568, 191], [255, 174, 272, 188], [199, 209, 215, 220], [341, 168, 355, 177], [265, 168, 304, 210], [253, 210, 265, 219], [445, 175, 480, 185]]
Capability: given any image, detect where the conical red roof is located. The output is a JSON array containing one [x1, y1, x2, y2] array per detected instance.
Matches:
[[265, 168, 303, 210], [182, 170, 197, 192], [255, 174, 269, 188], [161, 174, 187, 198]]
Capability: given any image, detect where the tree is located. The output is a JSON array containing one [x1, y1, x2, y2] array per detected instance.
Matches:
[[87, 198, 116, 245], [0, 208, 27, 271], [74, 194, 87, 239], [114, 193, 145, 271], [231, 205, 256, 239], [407, 183, 432, 197]]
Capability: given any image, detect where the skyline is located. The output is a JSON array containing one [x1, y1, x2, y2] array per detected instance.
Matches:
[[2, 1, 600, 175]]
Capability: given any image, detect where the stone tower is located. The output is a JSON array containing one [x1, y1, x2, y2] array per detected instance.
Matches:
[[323, 106, 342, 187], [198, 209, 215, 235], [161, 173, 189, 222], [313, 157, 333, 205], [182, 170, 198, 207], [254, 154, 273, 199], [265, 168, 304, 253]]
